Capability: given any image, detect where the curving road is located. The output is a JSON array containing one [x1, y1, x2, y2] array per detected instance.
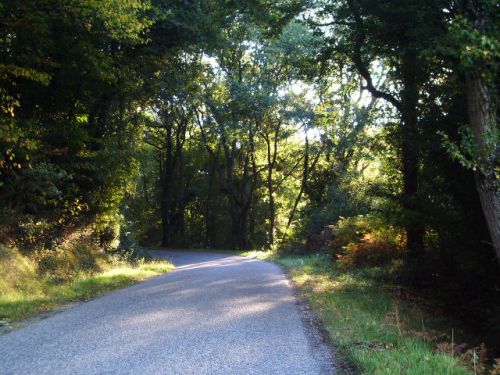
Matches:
[[0, 250, 336, 374]]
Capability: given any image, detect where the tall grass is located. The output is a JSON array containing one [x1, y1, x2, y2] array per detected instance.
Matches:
[[0, 245, 173, 322]]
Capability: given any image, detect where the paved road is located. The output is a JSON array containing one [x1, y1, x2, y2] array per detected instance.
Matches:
[[0, 251, 336, 374]]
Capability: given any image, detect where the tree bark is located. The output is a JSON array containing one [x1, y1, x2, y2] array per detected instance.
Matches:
[[161, 124, 174, 247], [159, 110, 189, 248], [400, 50, 424, 257], [263, 129, 278, 247], [287, 137, 322, 228], [465, 72, 500, 262], [204, 153, 217, 247], [222, 140, 253, 249], [287, 136, 309, 228]]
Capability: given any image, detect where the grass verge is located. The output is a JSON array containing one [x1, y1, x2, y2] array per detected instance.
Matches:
[[248, 251, 471, 375], [0, 246, 173, 324]]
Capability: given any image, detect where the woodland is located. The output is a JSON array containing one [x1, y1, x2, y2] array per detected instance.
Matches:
[[0, 0, 499, 370]]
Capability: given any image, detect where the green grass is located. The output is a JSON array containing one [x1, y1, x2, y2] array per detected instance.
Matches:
[[249, 252, 471, 375], [0, 246, 174, 322]]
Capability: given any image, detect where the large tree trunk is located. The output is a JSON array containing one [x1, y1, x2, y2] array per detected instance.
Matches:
[[264, 130, 278, 247], [287, 136, 309, 228], [232, 213, 249, 249], [204, 156, 217, 247], [465, 72, 500, 263], [222, 141, 253, 249], [464, 0, 500, 263], [159, 116, 189, 248], [228, 196, 250, 249], [287, 136, 322, 228], [160, 126, 174, 247], [400, 51, 424, 258], [161, 181, 173, 247], [268, 172, 275, 246], [161, 203, 170, 247]]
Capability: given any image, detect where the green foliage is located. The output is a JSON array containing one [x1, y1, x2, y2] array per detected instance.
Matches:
[[439, 124, 499, 177], [447, 9, 499, 83], [0, 244, 173, 322], [327, 215, 403, 270], [0, 0, 159, 254]]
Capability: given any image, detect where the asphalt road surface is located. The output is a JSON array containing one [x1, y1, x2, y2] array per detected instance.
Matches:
[[0, 250, 336, 374]]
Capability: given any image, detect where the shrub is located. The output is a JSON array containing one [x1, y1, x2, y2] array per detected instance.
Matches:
[[329, 214, 403, 270], [338, 234, 401, 270], [329, 216, 368, 251], [34, 231, 103, 283]]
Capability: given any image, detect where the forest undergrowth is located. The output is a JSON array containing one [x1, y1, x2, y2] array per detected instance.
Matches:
[[0, 235, 173, 327]]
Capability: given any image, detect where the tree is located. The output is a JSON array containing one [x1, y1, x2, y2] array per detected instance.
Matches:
[[310, 0, 451, 258], [459, 0, 499, 262]]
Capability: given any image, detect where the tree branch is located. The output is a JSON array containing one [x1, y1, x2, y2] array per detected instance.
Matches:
[[347, 0, 401, 111]]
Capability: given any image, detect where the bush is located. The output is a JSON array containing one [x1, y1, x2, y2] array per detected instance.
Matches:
[[329, 214, 403, 270], [338, 234, 401, 270], [34, 244, 101, 283], [117, 227, 151, 261], [33, 227, 104, 283]]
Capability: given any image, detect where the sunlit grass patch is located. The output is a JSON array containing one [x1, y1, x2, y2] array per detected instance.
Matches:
[[51, 262, 174, 303], [0, 246, 174, 323]]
